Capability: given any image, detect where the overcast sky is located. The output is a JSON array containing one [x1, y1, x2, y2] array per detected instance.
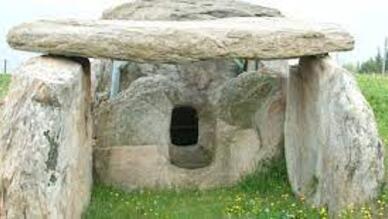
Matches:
[[1, 0, 388, 71]]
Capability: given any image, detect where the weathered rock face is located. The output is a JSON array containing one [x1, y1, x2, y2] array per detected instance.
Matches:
[[7, 18, 354, 63], [93, 59, 287, 189], [217, 71, 282, 128], [285, 56, 384, 212], [91, 59, 112, 105], [102, 0, 283, 21], [0, 56, 92, 219]]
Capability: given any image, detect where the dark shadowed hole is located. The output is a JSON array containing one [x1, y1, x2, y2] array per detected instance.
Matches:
[[170, 106, 199, 146]]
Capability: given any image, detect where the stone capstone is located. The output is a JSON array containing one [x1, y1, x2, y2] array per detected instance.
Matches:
[[285, 56, 384, 213], [7, 17, 354, 63], [0, 56, 92, 219]]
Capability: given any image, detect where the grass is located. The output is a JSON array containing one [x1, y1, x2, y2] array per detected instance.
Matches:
[[357, 74, 388, 145], [84, 161, 327, 219], [1, 73, 388, 218], [0, 74, 11, 100]]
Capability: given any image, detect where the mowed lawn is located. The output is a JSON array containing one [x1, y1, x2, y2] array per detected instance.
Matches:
[[1, 73, 388, 218]]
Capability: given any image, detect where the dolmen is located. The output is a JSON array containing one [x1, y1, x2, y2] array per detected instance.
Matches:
[[0, 0, 384, 218]]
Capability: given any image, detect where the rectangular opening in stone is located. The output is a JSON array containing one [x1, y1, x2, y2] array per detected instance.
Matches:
[[170, 106, 199, 146]]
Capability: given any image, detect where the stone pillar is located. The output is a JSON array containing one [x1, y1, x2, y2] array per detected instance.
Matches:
[[0, 56, 92, 219], [285, 56, 384, 213]]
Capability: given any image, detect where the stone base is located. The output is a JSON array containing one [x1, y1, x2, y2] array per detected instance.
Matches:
[[93, 122, 275, 190]]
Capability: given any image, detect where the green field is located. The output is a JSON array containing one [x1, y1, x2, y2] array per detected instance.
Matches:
[[0, 74, 11, 100], [0, 74, 388, 218]]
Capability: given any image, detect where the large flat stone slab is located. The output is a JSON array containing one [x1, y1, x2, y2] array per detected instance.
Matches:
[[7, 17, 354, 63]]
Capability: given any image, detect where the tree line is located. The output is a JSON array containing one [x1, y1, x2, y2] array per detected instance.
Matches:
[[344, 49, 388, 74], [344, 38, 388, 74]]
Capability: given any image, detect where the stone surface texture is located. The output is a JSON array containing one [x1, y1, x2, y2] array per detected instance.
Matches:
[[102, 0, 282, 21], [90, 0, 286, 105], [93, 59, 288, 189], [91, 59, 112, 105], [0, 56, 92, 219], [285, 56, 384, 212], [7, 17, 354, 63]]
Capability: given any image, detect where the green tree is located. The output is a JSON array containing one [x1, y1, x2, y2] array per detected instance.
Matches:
[[359, 48, 384, 74]]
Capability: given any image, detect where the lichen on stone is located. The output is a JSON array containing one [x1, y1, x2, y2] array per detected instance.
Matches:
[[44, 130, 60, 171]]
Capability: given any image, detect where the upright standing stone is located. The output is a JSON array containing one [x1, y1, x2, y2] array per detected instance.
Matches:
[[0, 56, 92, 219], [285, 56, 384, 213]]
